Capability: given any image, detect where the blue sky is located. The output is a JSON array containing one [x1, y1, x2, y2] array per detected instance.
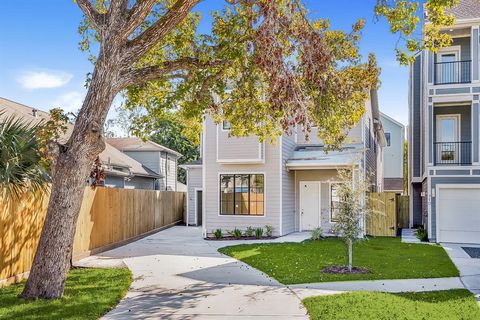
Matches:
[[0, 0, 411, 125]]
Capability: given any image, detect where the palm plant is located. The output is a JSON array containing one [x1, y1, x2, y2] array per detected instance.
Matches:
[[0, 115, 48, 199]]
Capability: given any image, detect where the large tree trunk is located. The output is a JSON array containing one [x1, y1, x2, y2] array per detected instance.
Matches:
[[21, 54, 119, 299]]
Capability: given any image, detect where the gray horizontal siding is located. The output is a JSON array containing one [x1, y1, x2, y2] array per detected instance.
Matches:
[[281, 135, 296, 234]]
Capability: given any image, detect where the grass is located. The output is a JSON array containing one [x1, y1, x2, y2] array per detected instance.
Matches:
[[218, 237, 459, 284], [302, 289, 480, 320], [0, 268, 132, 320]]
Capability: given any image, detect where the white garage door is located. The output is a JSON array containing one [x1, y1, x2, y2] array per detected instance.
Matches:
[[438, 188, 480, 244]]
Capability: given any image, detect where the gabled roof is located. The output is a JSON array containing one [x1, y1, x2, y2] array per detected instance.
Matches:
[[445, 0, 480, 20], [107, 137, 182, 157], [0, 97, 159, 179], [380, 112, 405, 129]]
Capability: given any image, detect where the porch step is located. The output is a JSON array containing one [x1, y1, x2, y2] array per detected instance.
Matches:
[[401, 229, 421, 243]]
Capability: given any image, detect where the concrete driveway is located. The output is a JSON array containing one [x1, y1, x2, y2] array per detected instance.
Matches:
[[76, 226, 332, 319], [441, 243, 480, 300], [76, 226, 469, 319]]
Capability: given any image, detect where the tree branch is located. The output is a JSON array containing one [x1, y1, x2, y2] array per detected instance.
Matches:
[[125, 0, 201, 63], [76, 0, 105, 32], [123, 0, 159, 39], [117, 57, 226, 89]]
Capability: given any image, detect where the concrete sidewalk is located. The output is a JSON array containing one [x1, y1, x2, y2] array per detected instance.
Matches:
[[441, 243, 480, 300], [76, 226, 470, 319]]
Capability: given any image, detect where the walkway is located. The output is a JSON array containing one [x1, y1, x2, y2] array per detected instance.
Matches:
[[76, 226, 466, 319], [441, 243, 480, 301]]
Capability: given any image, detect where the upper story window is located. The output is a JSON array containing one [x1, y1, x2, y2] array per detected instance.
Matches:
[[222, 121, 231, 130], [434, 45, 471, 85], [385, 132, 391, 147], [219, 174, 264, 216]]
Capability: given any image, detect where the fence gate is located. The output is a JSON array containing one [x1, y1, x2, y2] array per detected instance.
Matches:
[[366, 192, 397, 236], [396, 195, 410, 229]]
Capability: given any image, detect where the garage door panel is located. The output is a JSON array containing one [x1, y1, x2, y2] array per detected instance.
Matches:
[[438, 188, 480, 244]]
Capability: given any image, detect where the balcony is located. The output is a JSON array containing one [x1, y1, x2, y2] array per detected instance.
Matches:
[[434, 60, 471, 85], [434, 141, 472, 165]]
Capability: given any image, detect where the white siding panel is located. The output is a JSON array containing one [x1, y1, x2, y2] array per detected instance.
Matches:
[[217, 125, 263, 161], [204, 116, 282, 236], [187, 167, 203, 225]]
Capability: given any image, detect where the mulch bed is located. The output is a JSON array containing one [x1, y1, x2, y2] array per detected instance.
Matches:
[[322, 266, 371, 275], [205, 236, 277, 241]]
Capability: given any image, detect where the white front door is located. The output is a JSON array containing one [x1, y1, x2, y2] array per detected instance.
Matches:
[[300, 182, 320, 231]]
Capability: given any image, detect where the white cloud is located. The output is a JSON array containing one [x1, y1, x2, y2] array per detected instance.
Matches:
[[17, 70, 73, 89], [53, 91, 85, 113]]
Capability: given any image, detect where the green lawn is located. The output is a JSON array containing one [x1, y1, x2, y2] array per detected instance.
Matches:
[[0, 268, 131, 320], [218, 237, 459, 284], [303, 290, 480, 320]]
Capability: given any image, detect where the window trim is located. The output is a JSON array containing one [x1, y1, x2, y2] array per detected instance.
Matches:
[[222, 120, 231, 131], [329, 181, 345, 223], [218, 172, 266, 217], [385, 132, 391, 147]]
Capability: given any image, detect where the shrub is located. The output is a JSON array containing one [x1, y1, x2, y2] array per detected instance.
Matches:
[[255, 227, 264, 239], [310, 227, 323, 240], [416, 226, 428, 242], [244, 226, 255, 237], [230, 228, 242, 239], [265, 225, 273, 237], [213, 229, 223, 239]]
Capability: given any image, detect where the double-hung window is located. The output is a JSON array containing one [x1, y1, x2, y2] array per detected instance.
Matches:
[[330, 183, 343, 222], [220, 174, 264, 216]]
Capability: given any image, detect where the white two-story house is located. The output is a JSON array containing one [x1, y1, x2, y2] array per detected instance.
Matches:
[[408, 0, 480, 244], [183, 89, 387, 237]]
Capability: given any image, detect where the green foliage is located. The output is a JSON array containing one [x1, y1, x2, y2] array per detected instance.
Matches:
[[219, 237, 458, 284], [0, 115, 48, 199], [255, 227, 263, 239], [310, 227, 324, 241], [35, 108, 69, 169], [244, 226, 255, 238], [0, 268, 131, 320], [416, 226, 429, 242], [229, 228, 242, 239], [303, 289, 480, 320], [265, 225, 273, 238], [213, 228, 223, 239], [113, 1, 380, 150], [375, 0, 459, 64]]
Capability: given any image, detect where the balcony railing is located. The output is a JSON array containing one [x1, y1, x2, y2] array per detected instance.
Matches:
[[434, 141, 472, 165], [434, 60, 471, 85]]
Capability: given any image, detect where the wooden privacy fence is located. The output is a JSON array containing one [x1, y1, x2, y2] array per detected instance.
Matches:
[[1, 187, 185, 286], [366, 192, 410, 237]]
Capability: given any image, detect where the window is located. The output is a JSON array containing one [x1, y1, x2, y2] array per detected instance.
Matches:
[[385, 132, 391, 147], [330, 183, 343, 222], [220, 174, 264, 215], [222, 121, 231, 130]]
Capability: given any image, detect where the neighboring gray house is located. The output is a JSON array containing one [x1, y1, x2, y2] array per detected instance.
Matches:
[[0, 97, 159, 190], [408, 0, 480, 244], [184, 89, 386, 237], [107, 137, 182, 191], [381, 112, 405, 193]]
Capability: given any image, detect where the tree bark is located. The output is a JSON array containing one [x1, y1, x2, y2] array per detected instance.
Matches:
[[21, 53, 119, 299], [348, 239, 353, 272]]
